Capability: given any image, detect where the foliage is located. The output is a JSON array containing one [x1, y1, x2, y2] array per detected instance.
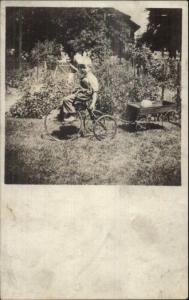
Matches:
[[8, 41, 180, 118], [96, 60, 160, 115], [6, 7, 137, 64], [6, 65, 31, 89], [148, 58, 180, 90], [95, 44, 180, 115], [10, 72, 78, 118], [30, 40, 69, 68], [6, 69, 25, 89], [10, 85, 59, 119], [125, 44, 153, 65], [140, 8, 181, 57], [125, 44, 180, 90]]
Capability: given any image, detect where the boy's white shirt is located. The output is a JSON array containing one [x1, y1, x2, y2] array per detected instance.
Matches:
[[83, 71, 99, 92]]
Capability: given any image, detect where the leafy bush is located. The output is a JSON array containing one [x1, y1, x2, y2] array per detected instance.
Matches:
[[10, 85, 59, 118], [8, 42, 180, 118], [6, 64, 31, 89], [96, 61, 160, 115], [6, 40, 69, 89], [9, 60, 160, 118], [8, 39, 79, 118], [126, 44, 180, 91], [10, 73, 78, 118], [30, 40, 69, 69]]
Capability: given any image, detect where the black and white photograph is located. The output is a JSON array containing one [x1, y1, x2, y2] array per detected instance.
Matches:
[[5, 2, 182, 185], [1, 1, 188, 299]]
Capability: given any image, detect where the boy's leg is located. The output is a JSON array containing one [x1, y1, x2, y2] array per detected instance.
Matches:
[[62, 94, 76, 115], [62, 93, 77, 122]]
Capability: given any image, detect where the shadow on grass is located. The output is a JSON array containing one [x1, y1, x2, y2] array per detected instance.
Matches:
[[118, 122, 164, 133], [50, 124, 81, 140], [5, 148, 33, 184], [168, 121, 181, 128]]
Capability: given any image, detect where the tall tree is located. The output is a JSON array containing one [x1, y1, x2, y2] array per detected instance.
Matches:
[[6, 7, 139, 61], [18, 8, 23, 69], [140, 8, 182, 57]]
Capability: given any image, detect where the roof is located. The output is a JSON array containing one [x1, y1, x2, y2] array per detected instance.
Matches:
[[104, 8, 140, 32]]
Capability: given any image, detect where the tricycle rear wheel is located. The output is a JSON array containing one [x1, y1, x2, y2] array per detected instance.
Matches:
[[44, 106, 82, 141]]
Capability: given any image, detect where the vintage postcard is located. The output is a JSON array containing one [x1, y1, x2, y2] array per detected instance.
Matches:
[[1, 0, 188, 299]]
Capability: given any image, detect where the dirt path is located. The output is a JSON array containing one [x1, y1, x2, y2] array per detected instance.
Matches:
[[5, 88, 21, 112]]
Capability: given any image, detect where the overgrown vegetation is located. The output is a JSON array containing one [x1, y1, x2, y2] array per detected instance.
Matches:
[[6, 7, 181, 118], [96, 61, 161, 115], [8, 41, 180, 118], [10, 76, 72, 118]]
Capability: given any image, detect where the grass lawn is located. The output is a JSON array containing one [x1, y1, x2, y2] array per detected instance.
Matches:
[[5, 117, 181, 185]]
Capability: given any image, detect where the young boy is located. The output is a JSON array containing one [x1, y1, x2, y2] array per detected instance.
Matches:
[[62, 64, 99, 122]]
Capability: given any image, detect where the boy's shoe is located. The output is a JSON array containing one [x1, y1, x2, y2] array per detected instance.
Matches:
[[63, 115, 76, 123]]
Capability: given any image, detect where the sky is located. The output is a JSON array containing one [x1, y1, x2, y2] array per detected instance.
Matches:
[[72, 1, 150, 35], [111, 2, 149, 35]]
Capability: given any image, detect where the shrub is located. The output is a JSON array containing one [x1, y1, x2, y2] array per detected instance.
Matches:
[[6, 40, 69, 90], [10, 85, 60, 118], [9, 60, 160, 118], [6, 64, 31, 89], [9, 40, 79, 118], [30, 40, 69, 69], [10, 74, 73, 118], [96, 61, 160, 115], [9, 43, 180, 118]]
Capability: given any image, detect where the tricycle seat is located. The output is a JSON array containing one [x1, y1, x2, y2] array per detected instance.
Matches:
[[73, 98, 90, 111]]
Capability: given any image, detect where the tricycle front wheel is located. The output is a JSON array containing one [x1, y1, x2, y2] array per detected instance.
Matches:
[[93, 115, 117, 141], [82, 109, 103, 135]]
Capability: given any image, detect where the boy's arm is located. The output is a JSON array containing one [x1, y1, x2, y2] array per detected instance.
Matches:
[[90, 92, 98, 110], [69, 63, 79, 73]]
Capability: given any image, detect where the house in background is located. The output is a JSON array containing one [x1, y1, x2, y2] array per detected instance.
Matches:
[[100, 8, 140, 58]]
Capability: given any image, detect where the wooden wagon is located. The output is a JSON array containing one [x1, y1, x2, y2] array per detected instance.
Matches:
[[119, 100, 180, 130]]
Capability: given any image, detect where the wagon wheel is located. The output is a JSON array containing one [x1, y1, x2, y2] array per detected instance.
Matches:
[[147, 114, 152, 122], [163, 112, 169, 122], [176, 110, 181, 125], [93, 115, 117, 141], [154, 114, 159, 122], [167, 111, 180, 123], [158, 113, 165, 126], [136, 116, 147, 131]]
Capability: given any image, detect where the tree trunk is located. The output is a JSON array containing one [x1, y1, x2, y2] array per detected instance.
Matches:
[[161, 85, 165, 101], [37, 40, 39, 81], [161, 61, 166, 102], [18, 8, 22, 71], [176, 60, 181, 107]]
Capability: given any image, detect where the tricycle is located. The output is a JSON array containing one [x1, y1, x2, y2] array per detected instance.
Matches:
[[44, 99, 117, 141]]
